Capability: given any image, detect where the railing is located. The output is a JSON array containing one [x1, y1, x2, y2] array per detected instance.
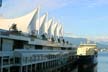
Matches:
[[0, 51, 14, 56]]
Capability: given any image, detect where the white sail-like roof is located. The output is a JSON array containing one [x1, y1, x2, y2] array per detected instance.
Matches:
[[39, 13, 48, 35], [59, 25, 64, 37], [57, 24, 62, 37], [45, 18, 53, 34], [48, 20, 57, 38], [52, 22, 58, 36], [0, 8, 38, 33], [28, 8, 39, 35], [48, 19, 53, 38], [54, 23, 63, 37], [59, 24, 62, 37], [54, 23, 58, 37]]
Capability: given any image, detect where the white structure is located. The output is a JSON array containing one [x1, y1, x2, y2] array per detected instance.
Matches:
[[39, 13, 48, 36], [0, 8, 77, 72], [46, 18, 53, 34], [77, 43, 97, 56], [28, 8, 39, 35], [0, 8, 38, 33], [48, 18, 54, 39]]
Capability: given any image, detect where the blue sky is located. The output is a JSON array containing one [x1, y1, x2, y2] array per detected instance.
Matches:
[[1, 0, 108, 40]]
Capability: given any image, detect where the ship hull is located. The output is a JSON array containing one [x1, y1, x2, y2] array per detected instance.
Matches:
[[77, 54, 98, 72]]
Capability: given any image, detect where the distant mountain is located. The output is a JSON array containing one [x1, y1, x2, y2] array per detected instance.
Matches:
[[64, 37, 87, 46], [96, 42, 108, 49], [64, 37, 108, 49]]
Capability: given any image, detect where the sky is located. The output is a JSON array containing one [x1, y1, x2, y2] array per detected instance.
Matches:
[[0, 0, 108, 41]]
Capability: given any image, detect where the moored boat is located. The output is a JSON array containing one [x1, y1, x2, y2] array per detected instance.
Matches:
[[77, 41, 98, 72]]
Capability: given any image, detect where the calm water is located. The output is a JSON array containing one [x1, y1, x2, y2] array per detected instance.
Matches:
[[98, 52, 108, 72], [79, 52, 108, 72]]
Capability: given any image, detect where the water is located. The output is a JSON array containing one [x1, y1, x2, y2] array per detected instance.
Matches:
[[98, 52, 108, 72], [78, 52, 108, 72]]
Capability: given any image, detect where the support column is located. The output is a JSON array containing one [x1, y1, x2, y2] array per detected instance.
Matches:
[[20, 66, 22, 72], [1, 56, 3, 72], [31, 64, 32, 72], [35, 64, 37, 72], [20, 56, 23, 72], [8, 57, 10, 72], [26, 65, 28, 72]]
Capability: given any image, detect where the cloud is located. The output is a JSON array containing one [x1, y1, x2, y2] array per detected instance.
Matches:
[[1, 0, 108, 18], [35, 0, 71, 9], [91, 36, 108, 42], [0, 0, 74, 18], [87, 0, 108, 7]]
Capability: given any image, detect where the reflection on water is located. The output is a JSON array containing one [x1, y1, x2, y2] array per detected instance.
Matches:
[[77, 55, 98, 72], [98, 52, 108, 72], [78, 64, 97, 72], [80, 52, 108, 72]]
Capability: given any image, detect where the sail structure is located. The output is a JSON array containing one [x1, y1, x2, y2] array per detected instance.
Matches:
[[52, 22, 58, 36], [45, 18, 53, 34], [0, 8, 38, 33], [54, 23, 63, 37], [0, 8, 64, 37], [39, 13, 48, 35], [48, 19, 53, 39], [28, 8, 39, 35], [59, 25, 64, 37], [48, 20, 57, 38], [58, 24, 62, 37], [57, 24, 62, 37], [54, 23, 58, 37]]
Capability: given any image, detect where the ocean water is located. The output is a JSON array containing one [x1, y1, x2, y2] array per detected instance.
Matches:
[[98, 52, 108, 72], [79, 52, 108, 72]]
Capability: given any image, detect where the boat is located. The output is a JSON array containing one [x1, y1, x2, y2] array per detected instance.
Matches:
[[77, 40, 98, 72], [0, 8, 77, 72]]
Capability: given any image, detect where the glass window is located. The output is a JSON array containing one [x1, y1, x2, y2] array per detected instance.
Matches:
[[10, 57, 14, 64], [0, 38, 2, 51], [3, 57, 9, 65], [0, 57, 1, 66], [15, 57, 21, 64]]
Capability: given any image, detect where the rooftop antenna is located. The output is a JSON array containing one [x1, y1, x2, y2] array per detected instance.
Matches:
[[86, 36, 90, 44]]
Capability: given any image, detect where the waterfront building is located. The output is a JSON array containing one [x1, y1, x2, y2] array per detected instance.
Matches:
[[0, 8, 77, 72]]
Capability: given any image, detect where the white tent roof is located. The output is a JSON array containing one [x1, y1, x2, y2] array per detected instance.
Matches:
[[28, 8, 39, 35], [51, 21, 58, 36], [60, 25, 64, 37], [0, 8, 38, 33], [46, 18, 53, 34], [39, 13, 48, 35]]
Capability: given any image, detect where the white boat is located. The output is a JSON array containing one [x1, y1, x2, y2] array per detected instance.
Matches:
[[77, 41, 98, 72]]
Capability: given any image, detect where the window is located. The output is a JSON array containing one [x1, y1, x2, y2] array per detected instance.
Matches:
[[15, 57, 20, 64], [3, 56, 9, 65], [0, 57, 1, 66], [10, 57, 14, 64], [0, 38, 2, 51], [35, 45, 43, 49], [13, 40, 25, 50]]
